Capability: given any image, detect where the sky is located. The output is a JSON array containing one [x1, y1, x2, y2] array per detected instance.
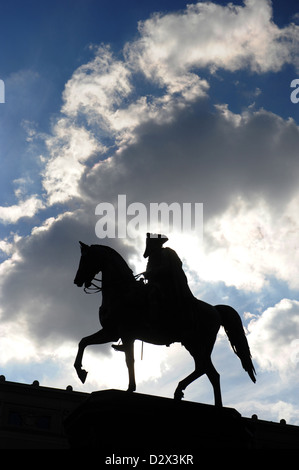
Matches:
[[1, 0, 299, 426]]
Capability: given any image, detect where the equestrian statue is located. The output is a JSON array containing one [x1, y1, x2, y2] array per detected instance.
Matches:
[[73, 233, 256, 406]]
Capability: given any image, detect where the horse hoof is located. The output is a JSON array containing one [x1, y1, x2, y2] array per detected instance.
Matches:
[[127, 385, 136, 393], [174, 389, 184, 401], [77, 369, 88, 384]]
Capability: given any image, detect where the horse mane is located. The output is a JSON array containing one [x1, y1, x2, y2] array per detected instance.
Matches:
[[91, 244, 135, 282]]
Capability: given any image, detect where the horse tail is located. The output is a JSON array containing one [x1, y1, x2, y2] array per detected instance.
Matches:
[[215, 304, 256, 383]]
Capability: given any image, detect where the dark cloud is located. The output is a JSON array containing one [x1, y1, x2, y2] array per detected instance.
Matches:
[[1, 0, 299, 415], [2, 98, 299, 354], [0, 210, 136, 353], [82, 102, 299, 220]]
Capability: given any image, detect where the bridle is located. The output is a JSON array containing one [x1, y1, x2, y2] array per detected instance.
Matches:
[[84, 277, 102, 294], [83, 272, 146, 294]]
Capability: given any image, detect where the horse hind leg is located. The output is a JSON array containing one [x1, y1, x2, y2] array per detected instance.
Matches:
[[174, 355, 223, 407], [174, 362, 205, 401], [205, 358, 222, 407]]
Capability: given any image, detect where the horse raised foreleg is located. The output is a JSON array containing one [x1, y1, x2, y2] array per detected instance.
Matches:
[[74, 328, 118, 383], [123, 339, 136, 393]]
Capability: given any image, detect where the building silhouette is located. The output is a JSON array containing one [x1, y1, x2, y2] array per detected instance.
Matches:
[[0, 375, 88, 449], [1, 375, 299, 450]]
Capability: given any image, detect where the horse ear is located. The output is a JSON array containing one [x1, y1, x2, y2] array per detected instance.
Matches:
[[79, 241, 89, 252]]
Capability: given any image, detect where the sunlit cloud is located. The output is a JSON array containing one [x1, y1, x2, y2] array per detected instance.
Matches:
[[0, 195, 44, 224], [1, 0, 299, 424]]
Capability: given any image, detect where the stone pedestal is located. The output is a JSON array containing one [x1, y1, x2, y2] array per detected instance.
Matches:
[[64, 389, 251, 451]]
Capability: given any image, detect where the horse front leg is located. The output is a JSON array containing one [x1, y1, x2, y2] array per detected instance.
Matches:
[[74, 328, 118, 383], [123, 339, 136, 393], [74, 337, 90, 383]]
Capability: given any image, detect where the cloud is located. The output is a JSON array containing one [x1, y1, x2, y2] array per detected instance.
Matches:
[[248, 299, 299, 373], [42, 119, 102, 205], [2, 81, 299, 351], [127, 0, 299, 85], [83, 104, 299, 206], [79, 102, 299, 293], [0, 195, 44, 224], [35, 0, 299, 210], [39, 45, 205, 209], [2, 0, 299, 217], [201, 192, 299, 291], [2, 99, 298, 392], [1, 0, 299, 407], [61, 45, 132, 124], [0, 207, 138, 344]]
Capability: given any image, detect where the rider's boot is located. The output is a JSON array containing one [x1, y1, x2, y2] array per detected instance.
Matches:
[[112, 343, 126, 352]]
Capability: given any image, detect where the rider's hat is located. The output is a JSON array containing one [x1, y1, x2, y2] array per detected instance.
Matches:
[[143, 233, 168, 258]]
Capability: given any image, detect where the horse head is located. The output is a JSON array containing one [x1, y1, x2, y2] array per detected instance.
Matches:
[[74, 241, 102, 288]]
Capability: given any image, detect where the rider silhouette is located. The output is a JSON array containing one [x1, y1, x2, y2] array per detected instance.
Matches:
[[143, 233, 195, 326], [113, 233, 195, 352]]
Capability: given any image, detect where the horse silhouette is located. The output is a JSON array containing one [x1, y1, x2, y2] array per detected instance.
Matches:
[[73, 242, 256, 406]]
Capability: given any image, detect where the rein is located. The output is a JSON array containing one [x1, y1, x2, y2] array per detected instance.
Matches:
[[84, 278, 102, 294], [83, 273, 145, 294]]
